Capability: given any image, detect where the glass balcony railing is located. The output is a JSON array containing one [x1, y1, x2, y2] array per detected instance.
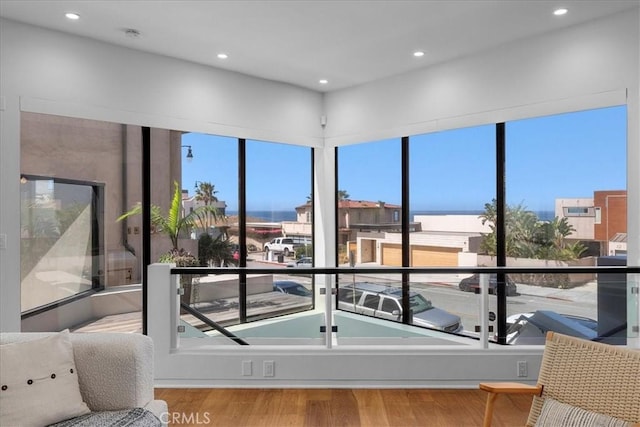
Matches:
[[161, 265, 639, 349]]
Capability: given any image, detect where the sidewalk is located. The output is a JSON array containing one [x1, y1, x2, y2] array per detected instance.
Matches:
[[249, 259, 601, 303], [516, 281, 597, 303]]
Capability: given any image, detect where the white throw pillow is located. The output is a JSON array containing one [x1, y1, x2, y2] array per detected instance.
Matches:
[[535, 397, 634, 427], [0, 332, 91, 427]]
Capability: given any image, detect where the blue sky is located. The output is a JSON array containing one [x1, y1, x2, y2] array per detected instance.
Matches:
[[182, 105, 626, 213]]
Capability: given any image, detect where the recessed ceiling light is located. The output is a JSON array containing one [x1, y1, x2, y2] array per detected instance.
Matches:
[[217, 53, 228, 59], [65, 12, 80, 20], [553, 8, 568, 16], [413, 51, 425, 57], [319, 79, 328, 85]]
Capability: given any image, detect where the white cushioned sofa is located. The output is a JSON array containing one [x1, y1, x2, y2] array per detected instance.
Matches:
[[0, 332, 168, 426]]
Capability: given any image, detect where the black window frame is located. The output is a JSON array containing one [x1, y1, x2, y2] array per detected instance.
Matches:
[[20, 174, 105, 318]]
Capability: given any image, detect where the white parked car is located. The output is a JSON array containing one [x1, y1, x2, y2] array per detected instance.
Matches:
[[502, 310, 598, 344]]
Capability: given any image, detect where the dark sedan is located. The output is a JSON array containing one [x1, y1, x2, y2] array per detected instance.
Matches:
[[458, 273, 518, 296], [273, 280, 312, 297]]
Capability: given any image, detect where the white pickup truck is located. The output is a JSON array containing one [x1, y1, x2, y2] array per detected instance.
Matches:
[[263, 237, 301, 256]]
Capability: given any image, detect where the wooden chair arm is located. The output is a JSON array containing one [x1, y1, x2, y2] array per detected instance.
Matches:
[[479, 383, 542, 427], [480, 382, 542, 394]]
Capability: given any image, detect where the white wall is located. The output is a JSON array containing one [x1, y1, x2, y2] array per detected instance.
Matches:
[[324, 11, 638, 145], [0, 19, 324, 144], [416, 215, 491, 234], [1, 8, 639, 383]]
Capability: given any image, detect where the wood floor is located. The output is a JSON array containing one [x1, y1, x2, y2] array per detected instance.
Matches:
[[155, 388, 532, 427]]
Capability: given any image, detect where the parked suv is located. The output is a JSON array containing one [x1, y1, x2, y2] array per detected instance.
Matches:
[[338, 283, 463, 333]]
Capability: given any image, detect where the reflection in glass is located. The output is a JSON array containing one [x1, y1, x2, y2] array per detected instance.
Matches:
[[20, 177, 102, 311]]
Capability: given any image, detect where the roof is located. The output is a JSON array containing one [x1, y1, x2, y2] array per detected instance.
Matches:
[[296, 200, 401, 210], [340, 200, 401, 209]]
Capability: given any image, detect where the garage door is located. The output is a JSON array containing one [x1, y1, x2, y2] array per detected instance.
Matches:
[[381, 243, 402, 266], [411, 246, 459, 266]]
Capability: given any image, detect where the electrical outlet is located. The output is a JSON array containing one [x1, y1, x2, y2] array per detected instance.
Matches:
[[242, 360, 252, 376], [263, 360, 275, 377], [517, 360, 528, 377]]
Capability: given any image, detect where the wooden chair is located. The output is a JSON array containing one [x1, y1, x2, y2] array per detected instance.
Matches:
[[480, 331, 640, 427]]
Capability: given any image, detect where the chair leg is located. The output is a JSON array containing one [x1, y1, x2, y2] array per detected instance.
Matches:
[[482, 392, 499, 427]]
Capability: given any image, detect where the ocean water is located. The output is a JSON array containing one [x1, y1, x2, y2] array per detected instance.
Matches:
[[229, 211, 297, 222], [231, 210, 556, 222]]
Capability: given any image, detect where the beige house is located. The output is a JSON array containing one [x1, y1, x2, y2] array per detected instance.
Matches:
[[356, 215, 486, 267]]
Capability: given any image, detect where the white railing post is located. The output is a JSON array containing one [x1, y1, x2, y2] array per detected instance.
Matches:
[[147, 263, 178, 354], [479, 273, 489, 349]]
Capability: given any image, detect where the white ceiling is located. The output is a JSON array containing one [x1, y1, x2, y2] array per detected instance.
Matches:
[[1, 0, 638, 92]]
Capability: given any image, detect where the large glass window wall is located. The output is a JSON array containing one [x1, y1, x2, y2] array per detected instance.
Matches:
[[18, 105, 636, 348], [175, 137, 316, 343], [331, 106, 634, 346]]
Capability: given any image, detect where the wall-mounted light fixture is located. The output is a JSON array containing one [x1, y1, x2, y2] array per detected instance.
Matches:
[[182, 145, 193, 162]]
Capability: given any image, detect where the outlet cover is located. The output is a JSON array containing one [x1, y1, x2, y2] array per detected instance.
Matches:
[[263, 360, 275, 377], [517, 361, 528, 377], [242, 360, 252, 376]]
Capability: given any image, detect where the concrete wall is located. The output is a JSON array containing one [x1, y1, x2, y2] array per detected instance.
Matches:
[[555, 198, 595, 240], [19, 113, 185, 287]]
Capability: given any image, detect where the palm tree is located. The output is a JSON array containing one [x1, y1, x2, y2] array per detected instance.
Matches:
[[118, 181, 217, 306], [198, 233, 235, 267], [194, 181, 219, 230], [118, 180, 219, 252], [479, 199, 585, 262], [337, 190, 350, 201], [195, 181, 218, 205]]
